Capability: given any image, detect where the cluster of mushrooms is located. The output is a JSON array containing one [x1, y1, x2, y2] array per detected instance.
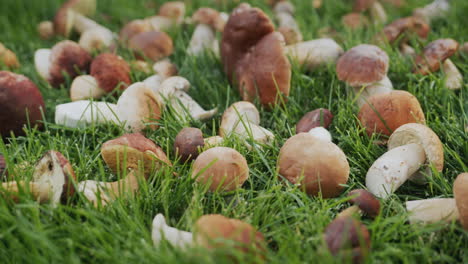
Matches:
[[0, 0, 466, 262]]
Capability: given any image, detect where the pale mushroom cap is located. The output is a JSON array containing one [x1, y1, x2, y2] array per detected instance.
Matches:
[[158, 1, 185, 23], [358, 90, 426, 136], [192, 7, 225, 31], [79, 27, 114, 52], [414, 38, 459, 75], [128, 31, 174, 62], [69, 75, 106, 101], [277, 133, 350, 198], [342, 13, 369, 29], [453, 173, 468, 230], [388, 123, 444, 174], [90, 53, 131, 93], [336, 44, 389, 87], [220, 101, 261, 137], [191, 147, 249, 192], [38, 21, 54, 40]]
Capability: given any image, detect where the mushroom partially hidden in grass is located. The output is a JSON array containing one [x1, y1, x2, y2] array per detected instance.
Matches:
[[0, 43, 20, 69], [413, 0, 449, 24], [353, 0, 387, 24], [337, 189, 381, 219], [128, 31, 174, 62], [0, 71, 45, 137], [296, 108, 334, 134], [174, 127, 224, 163], [142, 59, 178, 91], [1, 151, 76, 206], [366, 123, 444, 198], [284, 38, 344, 71], [274, 1, 303, 44], [187, 7, 228, 56]]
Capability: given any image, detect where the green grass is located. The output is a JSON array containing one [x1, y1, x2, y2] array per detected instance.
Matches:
[[1, 0, 467, 263]]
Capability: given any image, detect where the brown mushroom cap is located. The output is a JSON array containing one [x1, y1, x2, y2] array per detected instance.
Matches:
[[90, 53, 131, 93], [128, 31, 174, 62], [158, 1, 185, 22], [192, 7, 225, 32], [277, 133, 349, 198], [342, 13, 369, 29], [174, 127, 205, 162], [54, 0, 96, 37], [336, 44, 389, 87], [376, 16, 429, 45], [347, 189, 380, 218], [191, 147, 249, 192], [414, 39, 459, 75], [194, 214, 265, 258], [453, 172, 468, 230], [48, 40, 92, 87], [119, 20, 153, 43], [296, 108, 334, 134], [0, 71, 45, 137], [353, 0, 375, 12], [101, 133, 171, 177], [0, 154, 6, 176], [358, 90, 426, 136]]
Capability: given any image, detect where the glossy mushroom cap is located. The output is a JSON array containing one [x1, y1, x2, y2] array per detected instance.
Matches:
[[119, 20, 152, 43], [376, 16, 429, 44], [296, 108, 333, 134], [0, 71, 45, 137], [54, 0, 96, 37], [192, 7, 226, 32], [191, 147, 249, 192], [358, 90, 426, 136], [128, 31, 174, 62], [277, 133, 349, 197], [49, 40, 92, 87], [347, 189, 380, 218], [194, 214, 265, 258], [336, 44, 389, 87], [174, 127, 205, 162], [454, 173, 468, 230], [90, 53, 131, 93], [413, 38, 459, 75]]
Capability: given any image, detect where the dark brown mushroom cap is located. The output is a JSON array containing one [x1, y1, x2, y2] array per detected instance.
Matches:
[[336, 44, 389, 87], [0, 71, 45, 137], [119, 20, 152, 43], [174, 127, 205, 162], [54, 0, 96, 37], [128, 31, 174, 62], [90, 53, 131, 93], [51, 151, 76, 202], [413, 39, 459, 75], [358, 90, 426, 136], [353, 0, 376, 12], [376, 16, 429, 45], [296, 108, 334, 134], [221, 3, 275, 82], [235, 32, 291, 107], [347, 189, 380, 218], [48, 40, 92, 87], [453, 172, 468, 230], [325, 216, 371, 263]]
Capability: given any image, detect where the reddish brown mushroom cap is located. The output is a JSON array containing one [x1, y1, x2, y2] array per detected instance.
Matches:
[[128, 31, 174, 62], [90, 53, 131, 93], [347, 189, 380, 218], [296, 108, 334, 134], [174, 127, 205, 162], [453, 173, 468, 230], [119, 20, 152, 43], [376, 16, 429, 45], [336, 44, 389, 87], [0, 71, 45, 137], [414, 39, 459, 75], [48, 40, 92, 87], [358, 90, 426, 136]]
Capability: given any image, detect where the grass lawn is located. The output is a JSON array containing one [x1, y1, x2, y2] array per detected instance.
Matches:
[[0, 0, 467, 263]]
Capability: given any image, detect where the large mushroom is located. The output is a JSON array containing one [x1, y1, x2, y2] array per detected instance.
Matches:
[[0, 71, 45, 137], [187, 7, 228, 56], [366, 123, 444, 198], [128, 31, 174, 62]]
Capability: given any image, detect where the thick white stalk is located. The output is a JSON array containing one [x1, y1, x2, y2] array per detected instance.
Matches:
[[152, 214, 193, 250], [34, 49, 52, 81], [443, 59, 462, 90], [79, 27, 115, 52], [170, 90, 218, 120], [285, 39, 343, 69], [308, 127, 332, 142], [406, 198, 459, 224], [55, 100, 119, 128], [370, 2, 387, 24], [70, 75, 106, 101], [187, 24, 216, 56], [354, 76, 393, 107]]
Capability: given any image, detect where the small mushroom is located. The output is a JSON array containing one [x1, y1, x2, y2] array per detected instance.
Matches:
[[191, 147, 249, 192], [53, 0, 97, 37], [274, 1, 303, 45], [70, 53, 131, 101], [277, 133, 350, 197], [173, 127, 222, 163], [34, 40, 92, 87], [336, 189, 381, 219], [296, 108, 334, 134], [336, 44, 393, 107], [119, 20, 153, 43], [220, 101, 274, 146], [366, 123, 444, 198], [0, 43, 20, 69], [353, 0, 387, 24], [187, 8, 228, 56], [37, 21, 55, 40], [413, 0, 449, 24], [158, 1, 186, 25], [1, 151, 76, 206], [342, 13, 369, 30], [358, 90, 426, 137], [128, 31, 174, 62], [375, 16, 429, 46], [143, 59, 178, 92], [285, 38, 344, 70], [414, 39, 462, 90], [0, 71, 45, 137]]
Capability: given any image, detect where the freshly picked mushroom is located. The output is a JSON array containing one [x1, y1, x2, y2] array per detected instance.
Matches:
[[70, 53, 131, 101], [1, 151, 76, 206], [221, 3, 291, 107], [413, 0, 449, 24], [34, 40, 92, 87], [358, 90, 426, 137], [187, 7, 228, 56], [336, 44, 393, 107], [413, 39, 462, 90], [128, 31, 174, 62], [0, 71, 45, 137], [274, 1, 303, 45], [78, 133, 171, 206], [0, 43, 20, 69], [405, 173, 467, 227], [336, 189, 381, 219], [55, 100, 119, 128], [353, 0, 387, 24], [296, 108, 334, 134], [191, 147, 249, 192], [53, 0, 97, 37], [37, 21, 54, 40], [284, 38, 343, 71], [174, 127, 224, 163], [366, 123, 444, 198], [341, 13, 369, 30], [142, 59, 178, 92]]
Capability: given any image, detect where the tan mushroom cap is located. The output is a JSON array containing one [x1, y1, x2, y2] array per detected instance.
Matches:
[[277, 133, 350, 198], [101, 133, 171, 177], [128, 31, 174, 62], [414, 39, 459, 75], [192, 7, 225, 32], [0, 43, 20, 69], [358, 90, 426, 136], [353, 0, 376, 12], [191, 147, 249, 192], [90, 53, 131, 93], [376, 16, 429, 44], [219, 101, 260, 137], [158, 1, 185, 23], [54, 0, 96, 37], [194, 214, 265, 257], [453, 173, 468, 230], [388, 123, 444, 173], [48, 40, 92, 87], [336, 44, 389, 87], [342, 13, 369, 29], [119, 20, 152, 43]]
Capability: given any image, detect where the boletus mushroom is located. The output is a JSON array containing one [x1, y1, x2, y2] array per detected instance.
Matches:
[[274, 1, 303, 45], [0, 43, 20, 69], [296, 108, 334, 134], [128, 31, 174, 62], [336, 189, 381, 219], [174, 127, 223, 163], [353, 0, 387, 24], [187, 7, 228, 56]]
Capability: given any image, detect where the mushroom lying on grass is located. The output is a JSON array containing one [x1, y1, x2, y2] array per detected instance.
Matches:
[[285, 38, 343, 71], [128, 31, 174, 62], [296, 108, 334, 134], [0, 43, 20, 69], [274, 1, 303, 44], [187, 7, 228, 56], [142, 59, 178, 91], [413, 0, 449, 24], [174, 127, 223, 163], [337, 189, 381, 219]]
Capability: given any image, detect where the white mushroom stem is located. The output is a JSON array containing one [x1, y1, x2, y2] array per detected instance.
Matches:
[[354, 76, 394, 107], [406, 198, 459, 224], [55, 100, 119, 128], [34, 49, 52, 81], [366, 143, 426, 198], [369, 1, 387, 24], [79, 27, 115, 52], [233, 120, 275, 146], [443, 59, 463, 90], [308, 127, 332, 142], [70, 75, 106, 101], [152, 214, 193, 250], [413, 0, 449, 23], [72, 11, 106, 34], [187, 24, 216, 56], [204, 136, 224, 147], [285, 39, 344, 70]]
